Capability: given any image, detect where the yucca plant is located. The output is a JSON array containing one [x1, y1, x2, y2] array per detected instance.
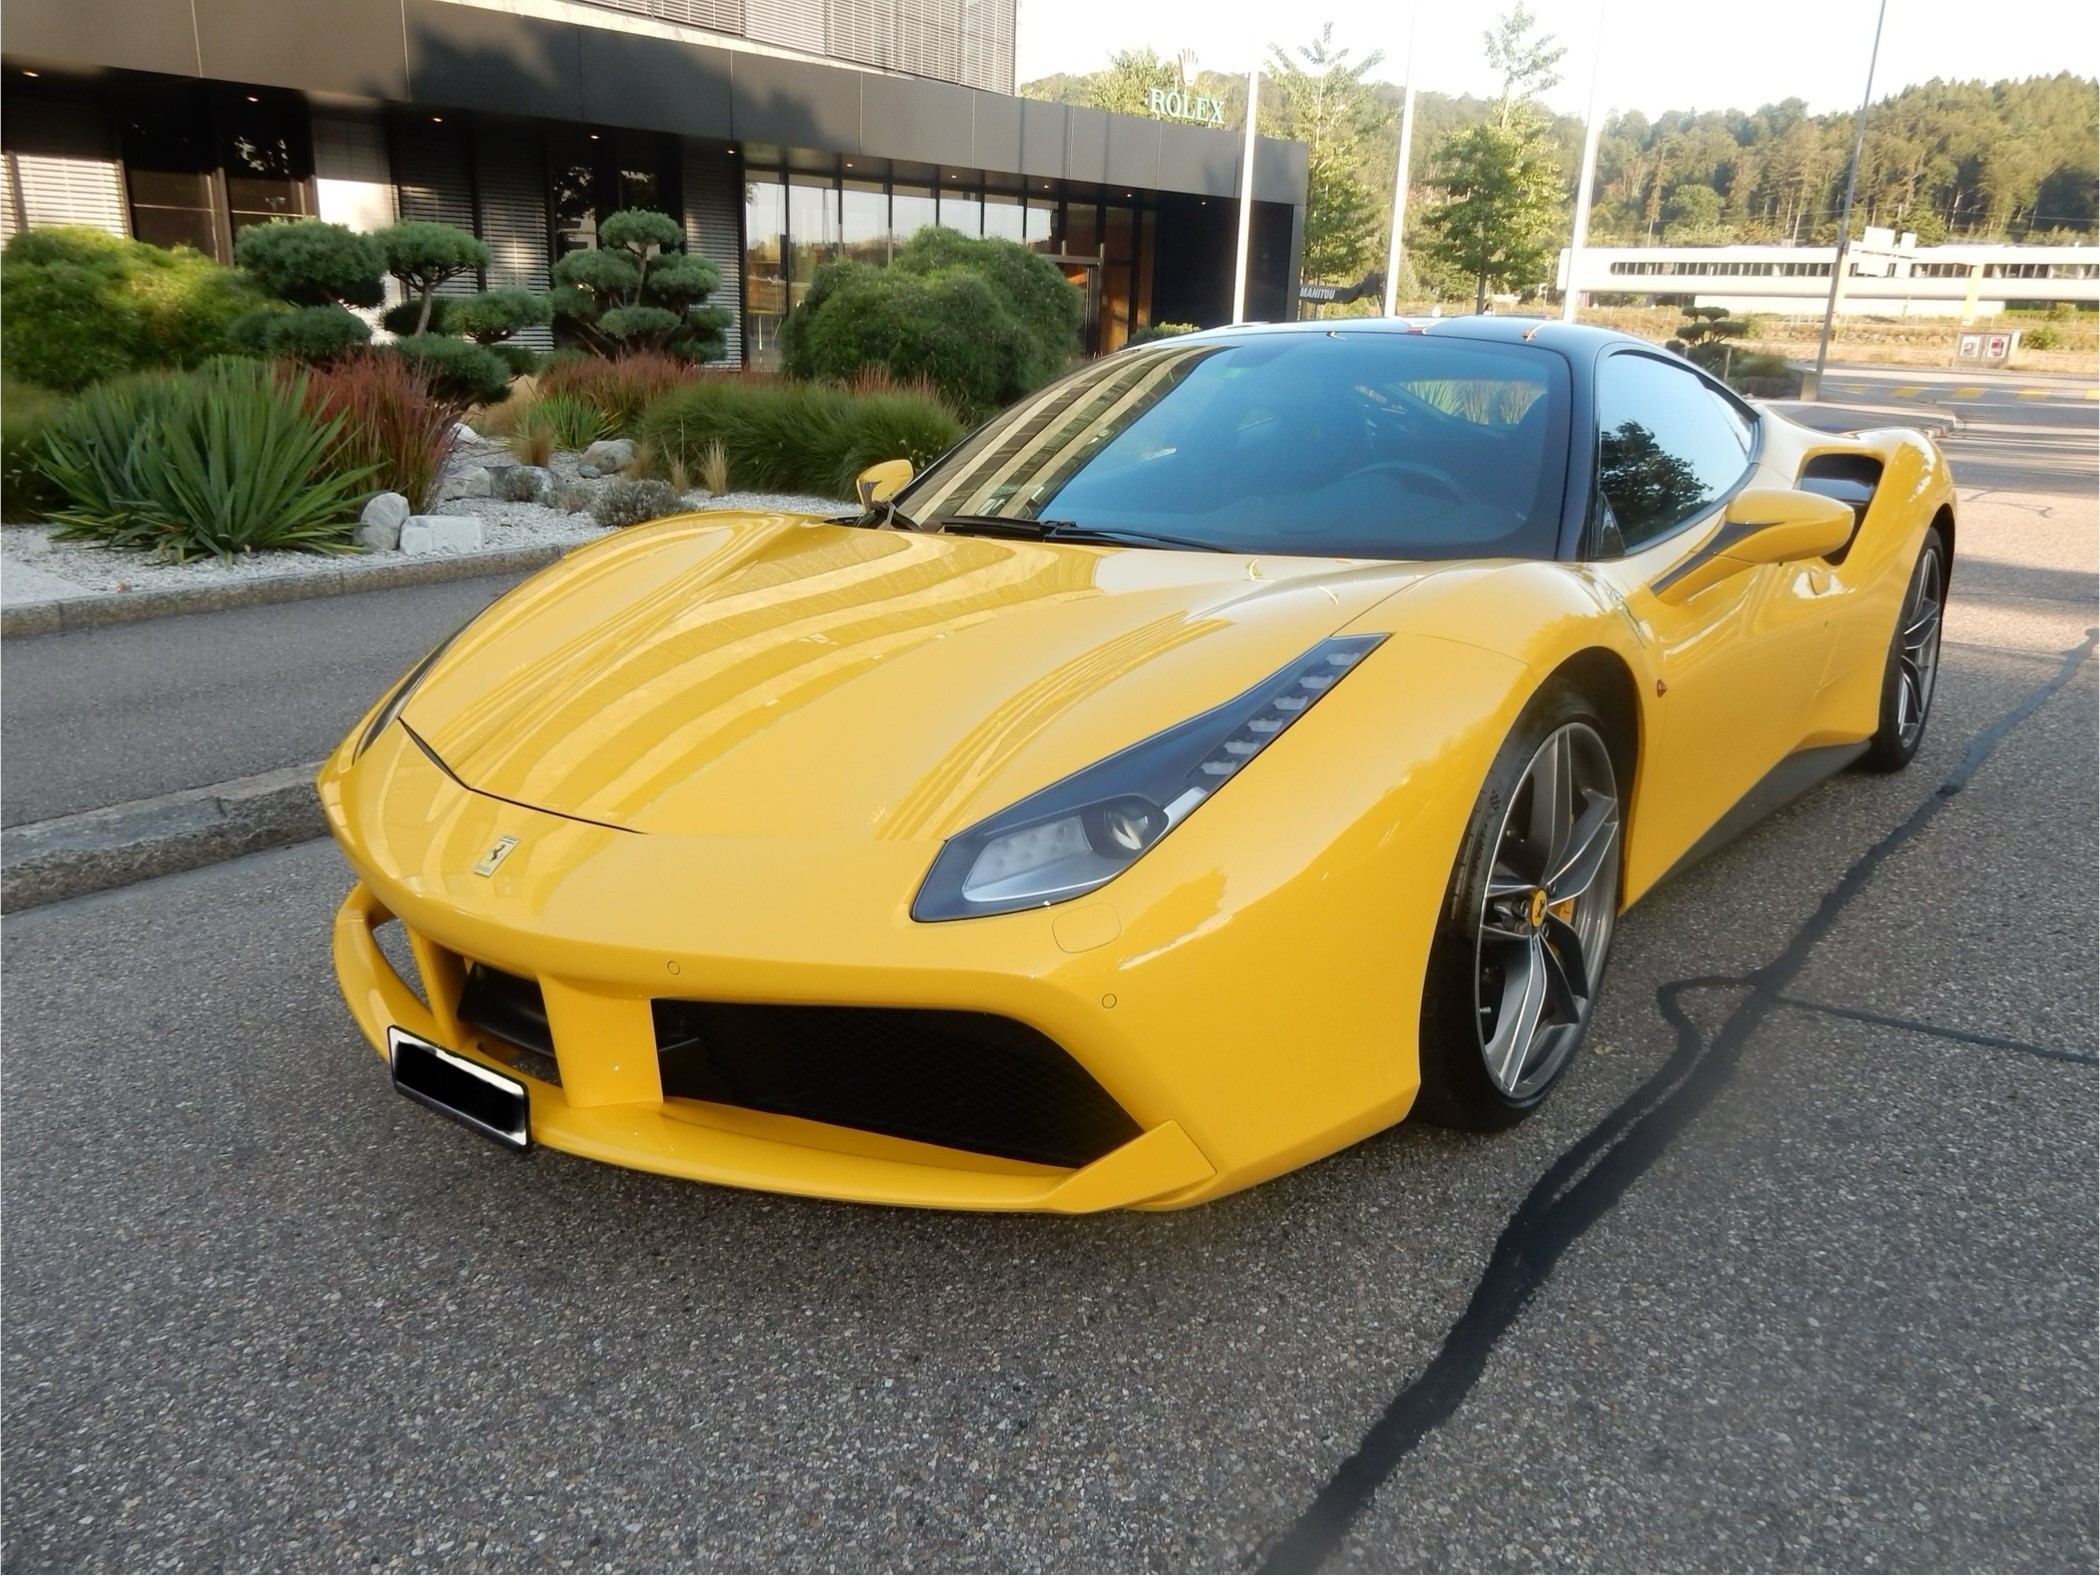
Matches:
[[42, 361, 374, 561]]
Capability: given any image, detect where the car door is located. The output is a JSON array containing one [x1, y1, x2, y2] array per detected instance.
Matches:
[[1581, 350, 1839, 892]]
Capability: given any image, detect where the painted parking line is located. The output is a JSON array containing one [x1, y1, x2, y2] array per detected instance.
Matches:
[[1890, 385, 1926, 398], [2017, 388, 2052, 399], [1948, 386, 1987, 400]]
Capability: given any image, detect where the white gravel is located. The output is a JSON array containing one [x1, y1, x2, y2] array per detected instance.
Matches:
[[1, 437, 850, 603]]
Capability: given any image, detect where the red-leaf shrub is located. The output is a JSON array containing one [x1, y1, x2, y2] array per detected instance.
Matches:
[[537, 351, 701, 434], [303, 353, 457, 512]]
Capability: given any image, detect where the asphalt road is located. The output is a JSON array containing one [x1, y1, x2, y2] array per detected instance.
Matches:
[[0, 573, 530, 826], [2, 471, 2095, 1561], [1815, 364, 2099, 496]]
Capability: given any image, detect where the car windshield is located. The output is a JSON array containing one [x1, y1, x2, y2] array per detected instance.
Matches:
[[895, 332, 1572, 560]]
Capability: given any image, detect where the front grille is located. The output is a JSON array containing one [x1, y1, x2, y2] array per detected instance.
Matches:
[[653, 1001, 1140, 1169], [456, 963, 561, 1083]]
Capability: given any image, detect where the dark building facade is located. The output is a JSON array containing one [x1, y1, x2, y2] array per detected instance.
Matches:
[[1, 0, 1308, 362]]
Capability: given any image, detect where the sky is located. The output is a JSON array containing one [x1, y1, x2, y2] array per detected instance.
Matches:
[[1014, 0, 2100, 121]]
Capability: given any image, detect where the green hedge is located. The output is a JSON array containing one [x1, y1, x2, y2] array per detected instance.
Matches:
[[780, 229, 1081, 415], [637, 377, 962, 500], [2, 377, 67, 522], [0, 228, 268, 392]]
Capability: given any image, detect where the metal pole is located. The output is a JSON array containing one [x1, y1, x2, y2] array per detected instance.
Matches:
[[1808, 0, 1889, 400], [1234, 64, 1260, 321], [1560, 0, 1608, 322], [1382, 6, 1419, 316]]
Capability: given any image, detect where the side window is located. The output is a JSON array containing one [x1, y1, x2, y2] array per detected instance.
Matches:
[[1594, 353, 1754, 551]]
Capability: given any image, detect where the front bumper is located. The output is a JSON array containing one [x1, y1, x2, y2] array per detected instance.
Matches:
[[335, 880, 1216, 1210]]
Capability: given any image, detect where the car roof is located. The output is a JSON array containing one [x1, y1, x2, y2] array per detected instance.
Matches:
[[1173, 314, 1640, 356]]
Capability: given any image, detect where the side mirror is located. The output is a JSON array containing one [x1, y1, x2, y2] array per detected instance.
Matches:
[[855, 458, 914, 508], [1653, 487, 1854, 600]]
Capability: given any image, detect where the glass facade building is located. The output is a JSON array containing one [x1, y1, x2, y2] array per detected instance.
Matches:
[[2, 0, 1307, 361]]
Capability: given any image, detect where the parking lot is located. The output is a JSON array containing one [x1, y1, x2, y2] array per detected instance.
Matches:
[[3, 385, 2094, 1572]]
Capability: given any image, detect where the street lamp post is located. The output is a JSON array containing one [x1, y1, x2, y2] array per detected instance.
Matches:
[[1233, 64, 1261, 322], [1560, 0, 1608, 323], [1808, 0, 1890, 400], [1381, 5, 1419, 317]]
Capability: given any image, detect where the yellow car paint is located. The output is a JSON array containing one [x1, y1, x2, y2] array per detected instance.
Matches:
[[322, 407, 1954, 1210]]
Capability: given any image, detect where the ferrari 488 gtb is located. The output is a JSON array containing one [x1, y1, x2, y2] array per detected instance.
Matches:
[[323, 319, 1953, 1210]]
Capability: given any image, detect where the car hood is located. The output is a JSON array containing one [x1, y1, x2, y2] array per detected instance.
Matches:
[[401, 513, 1430, 840]]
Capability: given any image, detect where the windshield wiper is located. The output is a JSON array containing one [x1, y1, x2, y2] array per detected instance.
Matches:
[[934, 515, 1233, 553]]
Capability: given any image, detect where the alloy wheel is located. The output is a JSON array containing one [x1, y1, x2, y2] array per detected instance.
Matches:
[[1472, 721, 1621, 1100], [1895, 550, 1944, 748]]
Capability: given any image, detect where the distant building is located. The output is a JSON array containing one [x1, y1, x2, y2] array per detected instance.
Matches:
[[1560, 230, 2099, 318], [0, 0, 1309, 362]]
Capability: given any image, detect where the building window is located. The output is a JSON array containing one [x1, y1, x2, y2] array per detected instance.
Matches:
[[743, 167, 787, 359], [841, 177, 889, 264]]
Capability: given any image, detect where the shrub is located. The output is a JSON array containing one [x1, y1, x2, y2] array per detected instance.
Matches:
[[233, 219, 385, 308], [225, 303, 373, 363], [509, 391, 611, 463], [385, 334, 514, 408], [548, 209, 730, 361], [1128, 321, 1199, 346], [40, 362, 373, 560], [591, 476, 682, 527], [373, 221, 492, 336], [2, 377, 67, 522], [0, 227, 267, 392], [537, 351, 698, 433], [303, 353, 458, 512], [2024, 323, 2063, 351], [637, 375, 962, 500], [697, 438, 729, 497], [781, 229, 1081, 413]]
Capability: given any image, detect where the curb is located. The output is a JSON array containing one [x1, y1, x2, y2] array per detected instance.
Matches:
[[1, 542, 568, 640], [1, 763, 328, 913]]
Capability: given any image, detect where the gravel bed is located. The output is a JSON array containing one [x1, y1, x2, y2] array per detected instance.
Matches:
[[0, 437, 849, 601]]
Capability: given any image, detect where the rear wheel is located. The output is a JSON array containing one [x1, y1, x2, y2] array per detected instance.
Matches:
[[1416, 686, 1623, 1129], [1861, 526, 1947, 773]]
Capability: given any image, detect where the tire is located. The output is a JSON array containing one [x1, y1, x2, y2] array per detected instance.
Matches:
[[1860, 525, 1948, 773], [1415, 683, 1624, 1130]]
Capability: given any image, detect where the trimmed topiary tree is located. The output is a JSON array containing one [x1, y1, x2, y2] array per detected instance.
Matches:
[[385, 333, 513, 409], [233, 219, 385, 308], [372, 221, 492, 335], [225, 302, 374, 363], [547, 208, 729, 361]]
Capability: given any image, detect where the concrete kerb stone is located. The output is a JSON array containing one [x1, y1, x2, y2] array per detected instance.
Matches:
[[1, 762, 330, 912], [0, 541, 568, 639]]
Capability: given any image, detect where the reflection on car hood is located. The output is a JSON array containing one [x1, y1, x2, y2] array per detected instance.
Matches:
[[401, 514, 1430, 838]]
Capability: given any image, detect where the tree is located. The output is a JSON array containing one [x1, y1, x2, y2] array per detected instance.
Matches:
[[1424, 119, 1562, 310], [232, 219, 384, 308], [1263, 26, 1386, 283], [372, 221, 491, 336], [1483, 3, 1565, 127], [1080, 47, 1182, 116], [547, 208, 729, 361]]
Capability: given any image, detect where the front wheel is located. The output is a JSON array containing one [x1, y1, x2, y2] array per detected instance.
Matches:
[[1416, 686, 1623, 1129], [1860, 526, 1948, 773]]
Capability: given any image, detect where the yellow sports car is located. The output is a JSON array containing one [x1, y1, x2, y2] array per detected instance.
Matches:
[[322, 319, 1954, 1211]]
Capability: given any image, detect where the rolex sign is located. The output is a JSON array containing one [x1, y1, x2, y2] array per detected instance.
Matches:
[[1147, 87, 1227, 128]]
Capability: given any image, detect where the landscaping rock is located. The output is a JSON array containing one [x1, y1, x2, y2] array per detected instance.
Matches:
[[354, 492, 411, 551], [440, 465, 492, 501], [399, 515, 485, 554], [576, 464, 603, 479], [491, 465, 551, 503], [580, 437, 636, 473], [452, 422, 482, 443]]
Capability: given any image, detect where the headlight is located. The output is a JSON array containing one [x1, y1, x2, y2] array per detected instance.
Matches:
[[912, 634, 1384, 921], [354, 636, 457, 759]]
